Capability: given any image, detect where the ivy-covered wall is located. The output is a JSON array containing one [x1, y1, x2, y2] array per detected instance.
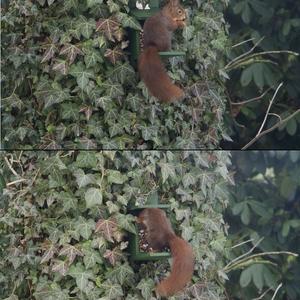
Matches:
[[2, 0, 228, 149], [0, 151, 231, 299]]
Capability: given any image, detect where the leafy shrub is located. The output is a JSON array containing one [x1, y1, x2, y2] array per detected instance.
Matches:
[[0, 151, 231, 299], [1, 0, 228, 149], [224, 1, 300, 148], [225, 151, 300, 299]]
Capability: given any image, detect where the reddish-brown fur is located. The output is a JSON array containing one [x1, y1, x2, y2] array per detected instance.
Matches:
[[137, 208, 194, 297], [138, 47, 184, 102], [138, 0, 186, 103]]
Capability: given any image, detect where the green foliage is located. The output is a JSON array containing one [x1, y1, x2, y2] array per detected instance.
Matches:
[[224, 1, 300, 148], [0, 151, 231, 299], [226, 151, 300, 299], [1, 0, 228, 149]]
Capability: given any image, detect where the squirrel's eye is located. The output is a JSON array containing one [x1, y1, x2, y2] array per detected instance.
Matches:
[[178, 9, 182, 14]]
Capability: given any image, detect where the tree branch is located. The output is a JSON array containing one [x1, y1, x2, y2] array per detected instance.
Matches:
[[241, 83, 300, 149], [257, 83, 283, 136], [271, 283, 283, 300], [225, 37, 265, 69], [242, 109, 300, 150], [231, 87, 272, 106]]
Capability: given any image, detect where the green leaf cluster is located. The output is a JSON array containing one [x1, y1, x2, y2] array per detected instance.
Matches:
[[225, 0, 300, 148], [1, 0, 228, 149], [226, 151, 300, 299], [0, 151, 230, 299]]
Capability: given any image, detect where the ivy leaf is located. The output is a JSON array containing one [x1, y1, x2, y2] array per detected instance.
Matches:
[[107, 0, 120, 13], [100, 280, 124, 299], [109, 123, 124, 137], [96, 17, 120, 41], [73, 169, 96, 188], [60, 44, 83, 64], [40, 241, 56, 264], [159, 162, 176, 183], [106, 263, 135, 285], [116, 12, 142, 30], [34, 82, 70, 109], [199, 172, 213, 197], [94, 96, 111, 110], [87, 0, 103, 8], [34, 283, 69, 300], [100, 80, 124, 97], [137, 278, 154, 300], [95, 218, 118, 242], [1, 93, 23, 110], [109, 62, 135, 84], [52, 260, 69, 276], [103, 248, 123, 266], [58, 244, 83, 264], [107, 170, 128, 184], [83, 249, 103, 269], [61, 103, 79, 120], [75, 217, 95, 240], [104, 46, 125, 65], [126, 94, 142, 111], [75, 152, 97, 168], [70, 63, 95, 89], [39, 154, 67, 175], [52, 60, 68, 75], [41, 43, 57, 63], [85, 187, 103, 208], [115, 213, 136, 234], [69, 263, 94, 291], [64, 0, 78, 10], [84, 49, 103, 68], [182, 173, 196, 188], [76, 16, 95, 39]]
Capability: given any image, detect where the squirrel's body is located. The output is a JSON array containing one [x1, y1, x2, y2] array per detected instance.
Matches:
[[138, 0, 186, 103], [137, 208, 194, 297]]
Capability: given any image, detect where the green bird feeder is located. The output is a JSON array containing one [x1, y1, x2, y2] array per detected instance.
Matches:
[[128, 192, 171, 261], [128, 0, 186, 67]]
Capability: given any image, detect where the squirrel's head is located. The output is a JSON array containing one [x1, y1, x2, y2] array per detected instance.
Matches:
[[163, 0, 187, 28]]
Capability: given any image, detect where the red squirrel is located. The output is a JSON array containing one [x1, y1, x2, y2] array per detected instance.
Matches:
[[137, 208, 194, 297], [138, 0, 186, 103]]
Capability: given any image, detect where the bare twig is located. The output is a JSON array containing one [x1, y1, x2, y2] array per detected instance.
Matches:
[[257, 83, 283, 136], [242, 108, 300, 150], [244, 251, 298, 261], [231, 238, 254, 249], [242, 83, 287, 149], [225, 37, 265, 69], [6, 179, 27, 187], [224, 237, 264, 270], [231, 87, 272, 106], [225, 49, 299, 71], [226, 251, 298, 272], [271, 283, 283, 300], [252, 288, 272, 300], [268, 113, 282, 122], [4, 156, 20, 178], [232, 38, 255, 49]]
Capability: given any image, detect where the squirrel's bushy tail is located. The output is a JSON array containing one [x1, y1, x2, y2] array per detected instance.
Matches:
[[156, 236, 194, 297], [138, 46, 184, 102]]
